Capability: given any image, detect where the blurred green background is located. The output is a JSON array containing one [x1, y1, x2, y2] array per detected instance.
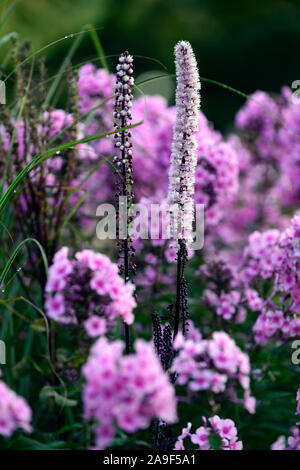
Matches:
[[2, 0, 300, 130]]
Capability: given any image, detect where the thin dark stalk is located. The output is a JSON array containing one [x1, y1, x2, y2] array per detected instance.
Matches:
[[173, 242, 183, 339], [121, 103, 131, 354], [114, 51, 135, 354]]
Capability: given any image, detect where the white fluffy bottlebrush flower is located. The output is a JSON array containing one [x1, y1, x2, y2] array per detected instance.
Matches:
[[167, 41, 200, 245]]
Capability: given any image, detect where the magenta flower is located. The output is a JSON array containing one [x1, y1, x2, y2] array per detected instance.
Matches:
[[172, 323, 255, 412], [82, 337, 177, 449], [175, 416, 242, 450], [45, 247, 136, 335]]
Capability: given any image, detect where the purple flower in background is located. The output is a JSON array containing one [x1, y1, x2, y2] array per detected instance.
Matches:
[[235, 90, 279, 160]]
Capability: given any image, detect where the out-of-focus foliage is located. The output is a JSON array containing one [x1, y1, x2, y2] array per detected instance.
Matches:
[[3, 0, 300, 128], [0, 0, 300, 453]]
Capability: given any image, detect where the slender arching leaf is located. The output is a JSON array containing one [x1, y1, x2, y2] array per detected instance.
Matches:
[[0, 237, 49, 287], [0, 120, 144, 215], [2, 28, 98, 84], [0, 0, 18, 30], [45, 27, 87, 107], [87, 24, 110, 73]]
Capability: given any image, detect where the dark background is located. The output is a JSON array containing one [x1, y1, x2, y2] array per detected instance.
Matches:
[[3, 0, 300, 130]]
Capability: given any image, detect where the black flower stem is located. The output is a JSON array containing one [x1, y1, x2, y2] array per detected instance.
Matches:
[[121, 112, 131, 355], [173, 238, 188, 340], [174, 242, 183, 339]]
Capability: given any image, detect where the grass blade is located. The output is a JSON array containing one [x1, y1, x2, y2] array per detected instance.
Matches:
[[87, 24, 110, 73], [0, 237, 49, 288], [45, 28, 86, 107], [0, 0, 18, 30]]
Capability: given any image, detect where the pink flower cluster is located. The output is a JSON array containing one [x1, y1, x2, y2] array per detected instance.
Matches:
[[0, 380, 32, 437], [271, 427, 300, 450], [202, 218, 300, 343], [275, 214, 300, 305], [213, 87, 300, 253], [199, 215, 300, 344], [0, 110, 97, 173], [78, 63, 115, 122], [195, 134, 239, 226], [240, 216, 300, 343], [235, 90, 279, 160], [216, 291, 245, 322], [252, 309, 300, 345], [174, 416, 242, 450], [199, 259, 247, 323], [172, 326, 255, 413], [275, 88, 300, 206], [240, 229, 282, 283], [45, 247, 136, 336], [82, 337, 177, 449]]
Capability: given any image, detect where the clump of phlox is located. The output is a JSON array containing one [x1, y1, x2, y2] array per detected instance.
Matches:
[[240, 217, 300, 344], [45, 247, 136, 337], [0, 379, 32, 437], [82, 337, 177, 449], [172, 325, 255, 413], [174, 416, 242, 450]]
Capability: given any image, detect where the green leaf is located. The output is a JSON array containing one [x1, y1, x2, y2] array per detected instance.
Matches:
[[45, 27, 86, 106], [0, 237, 49, 287], [87, 25, 110, 73], [208, 433, 222, 450], [0, 0, 19, 31], [30, 317, 47, 332], [12, 436, 66, 450], [54, 423, 83, 437], [39, 385, 77, 407]]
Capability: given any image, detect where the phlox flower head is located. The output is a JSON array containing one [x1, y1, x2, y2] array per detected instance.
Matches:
[[174, 416, 242, 450], [271, 427, 300, 450], [0, 380, 32, 437], [235, 90, 279, 160], [45, 247, 136, 336], [239, 215, 300, 344], [172, 324, 255, 412], [82, 337, 177, 449]]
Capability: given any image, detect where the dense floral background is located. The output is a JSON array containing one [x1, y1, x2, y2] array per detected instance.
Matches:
[[0, 0, 300, 452]]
